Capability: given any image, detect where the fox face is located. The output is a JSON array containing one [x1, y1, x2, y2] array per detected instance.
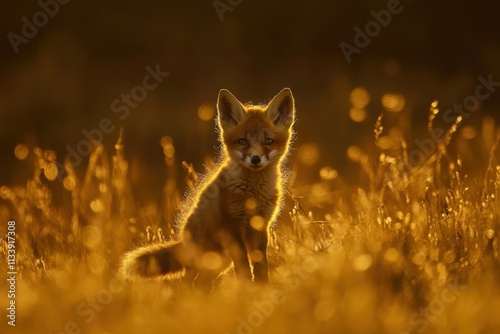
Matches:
[[217, 88, 295, 171]]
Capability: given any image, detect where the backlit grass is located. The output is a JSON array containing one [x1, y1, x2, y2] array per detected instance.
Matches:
[[1, 106, 499, 334]]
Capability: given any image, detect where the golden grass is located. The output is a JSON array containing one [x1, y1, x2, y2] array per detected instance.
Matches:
[[1, 107, 499, 334]]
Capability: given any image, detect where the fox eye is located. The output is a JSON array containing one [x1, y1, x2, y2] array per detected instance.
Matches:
[[264, 138, 274, 145], [238, 138, 248, 146]]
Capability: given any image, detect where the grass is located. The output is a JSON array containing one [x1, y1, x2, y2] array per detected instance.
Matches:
[[1, 106, 499, 334]]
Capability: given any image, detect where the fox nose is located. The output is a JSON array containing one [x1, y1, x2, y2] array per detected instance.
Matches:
[[250, 155, 261, 165]]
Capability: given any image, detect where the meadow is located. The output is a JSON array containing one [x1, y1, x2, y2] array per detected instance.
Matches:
[[1, 100, 499, 334]]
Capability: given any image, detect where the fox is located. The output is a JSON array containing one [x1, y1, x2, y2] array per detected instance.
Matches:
[[120, 88, 295, 289]]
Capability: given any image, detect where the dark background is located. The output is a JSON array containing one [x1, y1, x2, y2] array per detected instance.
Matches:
[[1, 0, 499, 198]]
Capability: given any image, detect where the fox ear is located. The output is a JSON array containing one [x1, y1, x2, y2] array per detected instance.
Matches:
[[266, 88, 295, 129], [217, 89, 245, 129]]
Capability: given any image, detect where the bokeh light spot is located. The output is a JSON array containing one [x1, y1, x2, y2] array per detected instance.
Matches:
[[350, 87, 370, 108], [349, 107, 368, 122], [245, 198, 258, 213], [384, 248, 400, 263], [311, 182, 329, 199], [486, 229, 494, 239], [250, 215, 265, 231], [90, 199, 104, 213], [81, 225, 102, 248], [377, 136, 395, 150], [14, 144, 29, 160], [63, 176, 76, 191], [347, 145, 362, 162], [161, 136, 175, 166], [44, 163, 58, 181], [198, 103, 216, 121], [353, 254, 373, 271], [99, 182, 108, 193], [249, 250, 264, 262], [202, 251, 222, 270], [298, 143, 320, 166], [412, 252, 426, 266], [381, 93, 405, 112], [319, 166, 338, 180], [461, 125, 477, 139]]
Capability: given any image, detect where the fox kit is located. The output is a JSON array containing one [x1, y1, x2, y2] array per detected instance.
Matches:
[[120, 88, 295, 288]]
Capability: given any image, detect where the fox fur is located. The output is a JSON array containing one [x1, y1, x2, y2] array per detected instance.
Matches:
[[120, 88, 295, 288]]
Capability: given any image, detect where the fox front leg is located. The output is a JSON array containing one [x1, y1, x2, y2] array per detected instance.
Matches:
[[193, 271, 219, 293], [229, 238, 253, 281], [246, 230, 269, 282]]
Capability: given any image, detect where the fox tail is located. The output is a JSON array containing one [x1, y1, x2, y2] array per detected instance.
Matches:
[[120, 241, 184, 280]]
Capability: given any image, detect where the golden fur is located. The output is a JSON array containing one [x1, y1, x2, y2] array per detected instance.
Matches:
[[120, 88, 295, 289]]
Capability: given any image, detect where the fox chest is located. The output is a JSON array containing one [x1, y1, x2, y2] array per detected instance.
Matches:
[[221, 178, 279, 222]]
